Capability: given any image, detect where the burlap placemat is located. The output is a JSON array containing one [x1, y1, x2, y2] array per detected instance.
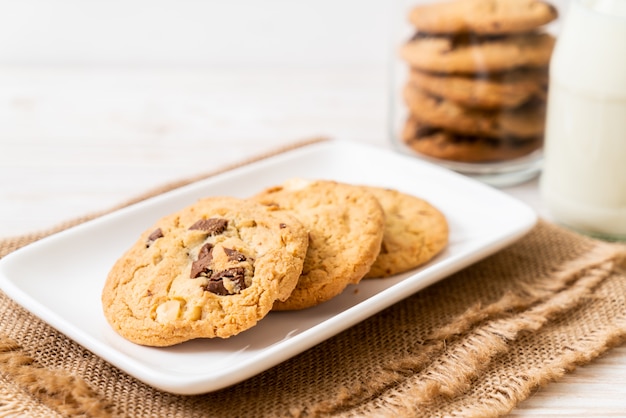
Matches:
[[1, 139, 626, 417]]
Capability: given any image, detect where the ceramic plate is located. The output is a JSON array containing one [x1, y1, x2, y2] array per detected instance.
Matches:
[[0, 140, 537, 394]]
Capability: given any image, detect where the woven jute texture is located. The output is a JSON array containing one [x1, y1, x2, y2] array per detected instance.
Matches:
[[2, 139, 626, 417]]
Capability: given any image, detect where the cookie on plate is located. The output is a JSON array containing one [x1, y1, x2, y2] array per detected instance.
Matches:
[[408, 0, 558, 35], [102, 196, 309, 346], [402, 116, 543, 163], [400, 32, 555, 74], [408, 68, 548, 110], [251, 179, 385, 310], [362, 186, 448, 278], [403, 84, 546, 138]]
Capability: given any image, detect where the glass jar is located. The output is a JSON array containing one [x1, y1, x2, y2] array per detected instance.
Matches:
[[390, 0, 561, 187]]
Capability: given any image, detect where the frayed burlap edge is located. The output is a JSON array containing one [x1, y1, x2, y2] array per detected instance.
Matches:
[[353, 268, 626, 417], [0, 338, 112, 418], [294, 239, 626, 417], [307, 255, 626, 416], [0, 380, 63, 418]]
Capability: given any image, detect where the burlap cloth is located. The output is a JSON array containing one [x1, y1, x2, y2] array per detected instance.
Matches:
[[1, 139, 626, 417]]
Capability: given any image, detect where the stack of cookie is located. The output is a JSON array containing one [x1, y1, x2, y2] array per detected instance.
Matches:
[[399, 0, 558, 163], [102, 179, 449, 346]]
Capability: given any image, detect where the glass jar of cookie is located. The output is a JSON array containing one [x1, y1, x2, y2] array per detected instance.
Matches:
[[390, 0, 561, 187]]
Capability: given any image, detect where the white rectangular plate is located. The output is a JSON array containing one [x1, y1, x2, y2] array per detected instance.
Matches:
[[0, 140, 537, 395]]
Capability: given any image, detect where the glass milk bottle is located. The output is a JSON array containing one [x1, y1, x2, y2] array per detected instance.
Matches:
[[540, 0, 626, 240]]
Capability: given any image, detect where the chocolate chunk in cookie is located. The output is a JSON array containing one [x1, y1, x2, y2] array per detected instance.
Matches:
[[146, 228, 164, 247], [223, 247, 247, 262], [190, 243, 214, 279], [206, 267, 247, 295], [188, 218, 228, 234]]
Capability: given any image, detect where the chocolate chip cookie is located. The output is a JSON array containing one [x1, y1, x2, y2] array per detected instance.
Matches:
[[403, 84, 546, 138], [102, 197, 309, 346], [408, 0, 558, 35], [400, 32, 555, 74], [408, 68, 548, 109], [402, 116, 543, 163], [252, 179, 385, 310], [362, 186, 448, 278]]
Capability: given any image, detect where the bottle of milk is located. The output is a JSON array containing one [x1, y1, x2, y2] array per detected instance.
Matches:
[[540, 0, 626, 240]]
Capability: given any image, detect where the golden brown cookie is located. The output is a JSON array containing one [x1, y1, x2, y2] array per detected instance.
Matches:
[[101, 197, 309, 346], [400, 32, 555, 74], [252, 179, 385, 311], [362, 186, 448, 278], [402, 116, 543, 163], [408, 0, 558, 35], [408, 68, 548, 109], [403, 84, 546, 138]]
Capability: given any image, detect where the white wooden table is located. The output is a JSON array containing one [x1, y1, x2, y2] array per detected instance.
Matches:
[[1, 65, 625, 416]]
